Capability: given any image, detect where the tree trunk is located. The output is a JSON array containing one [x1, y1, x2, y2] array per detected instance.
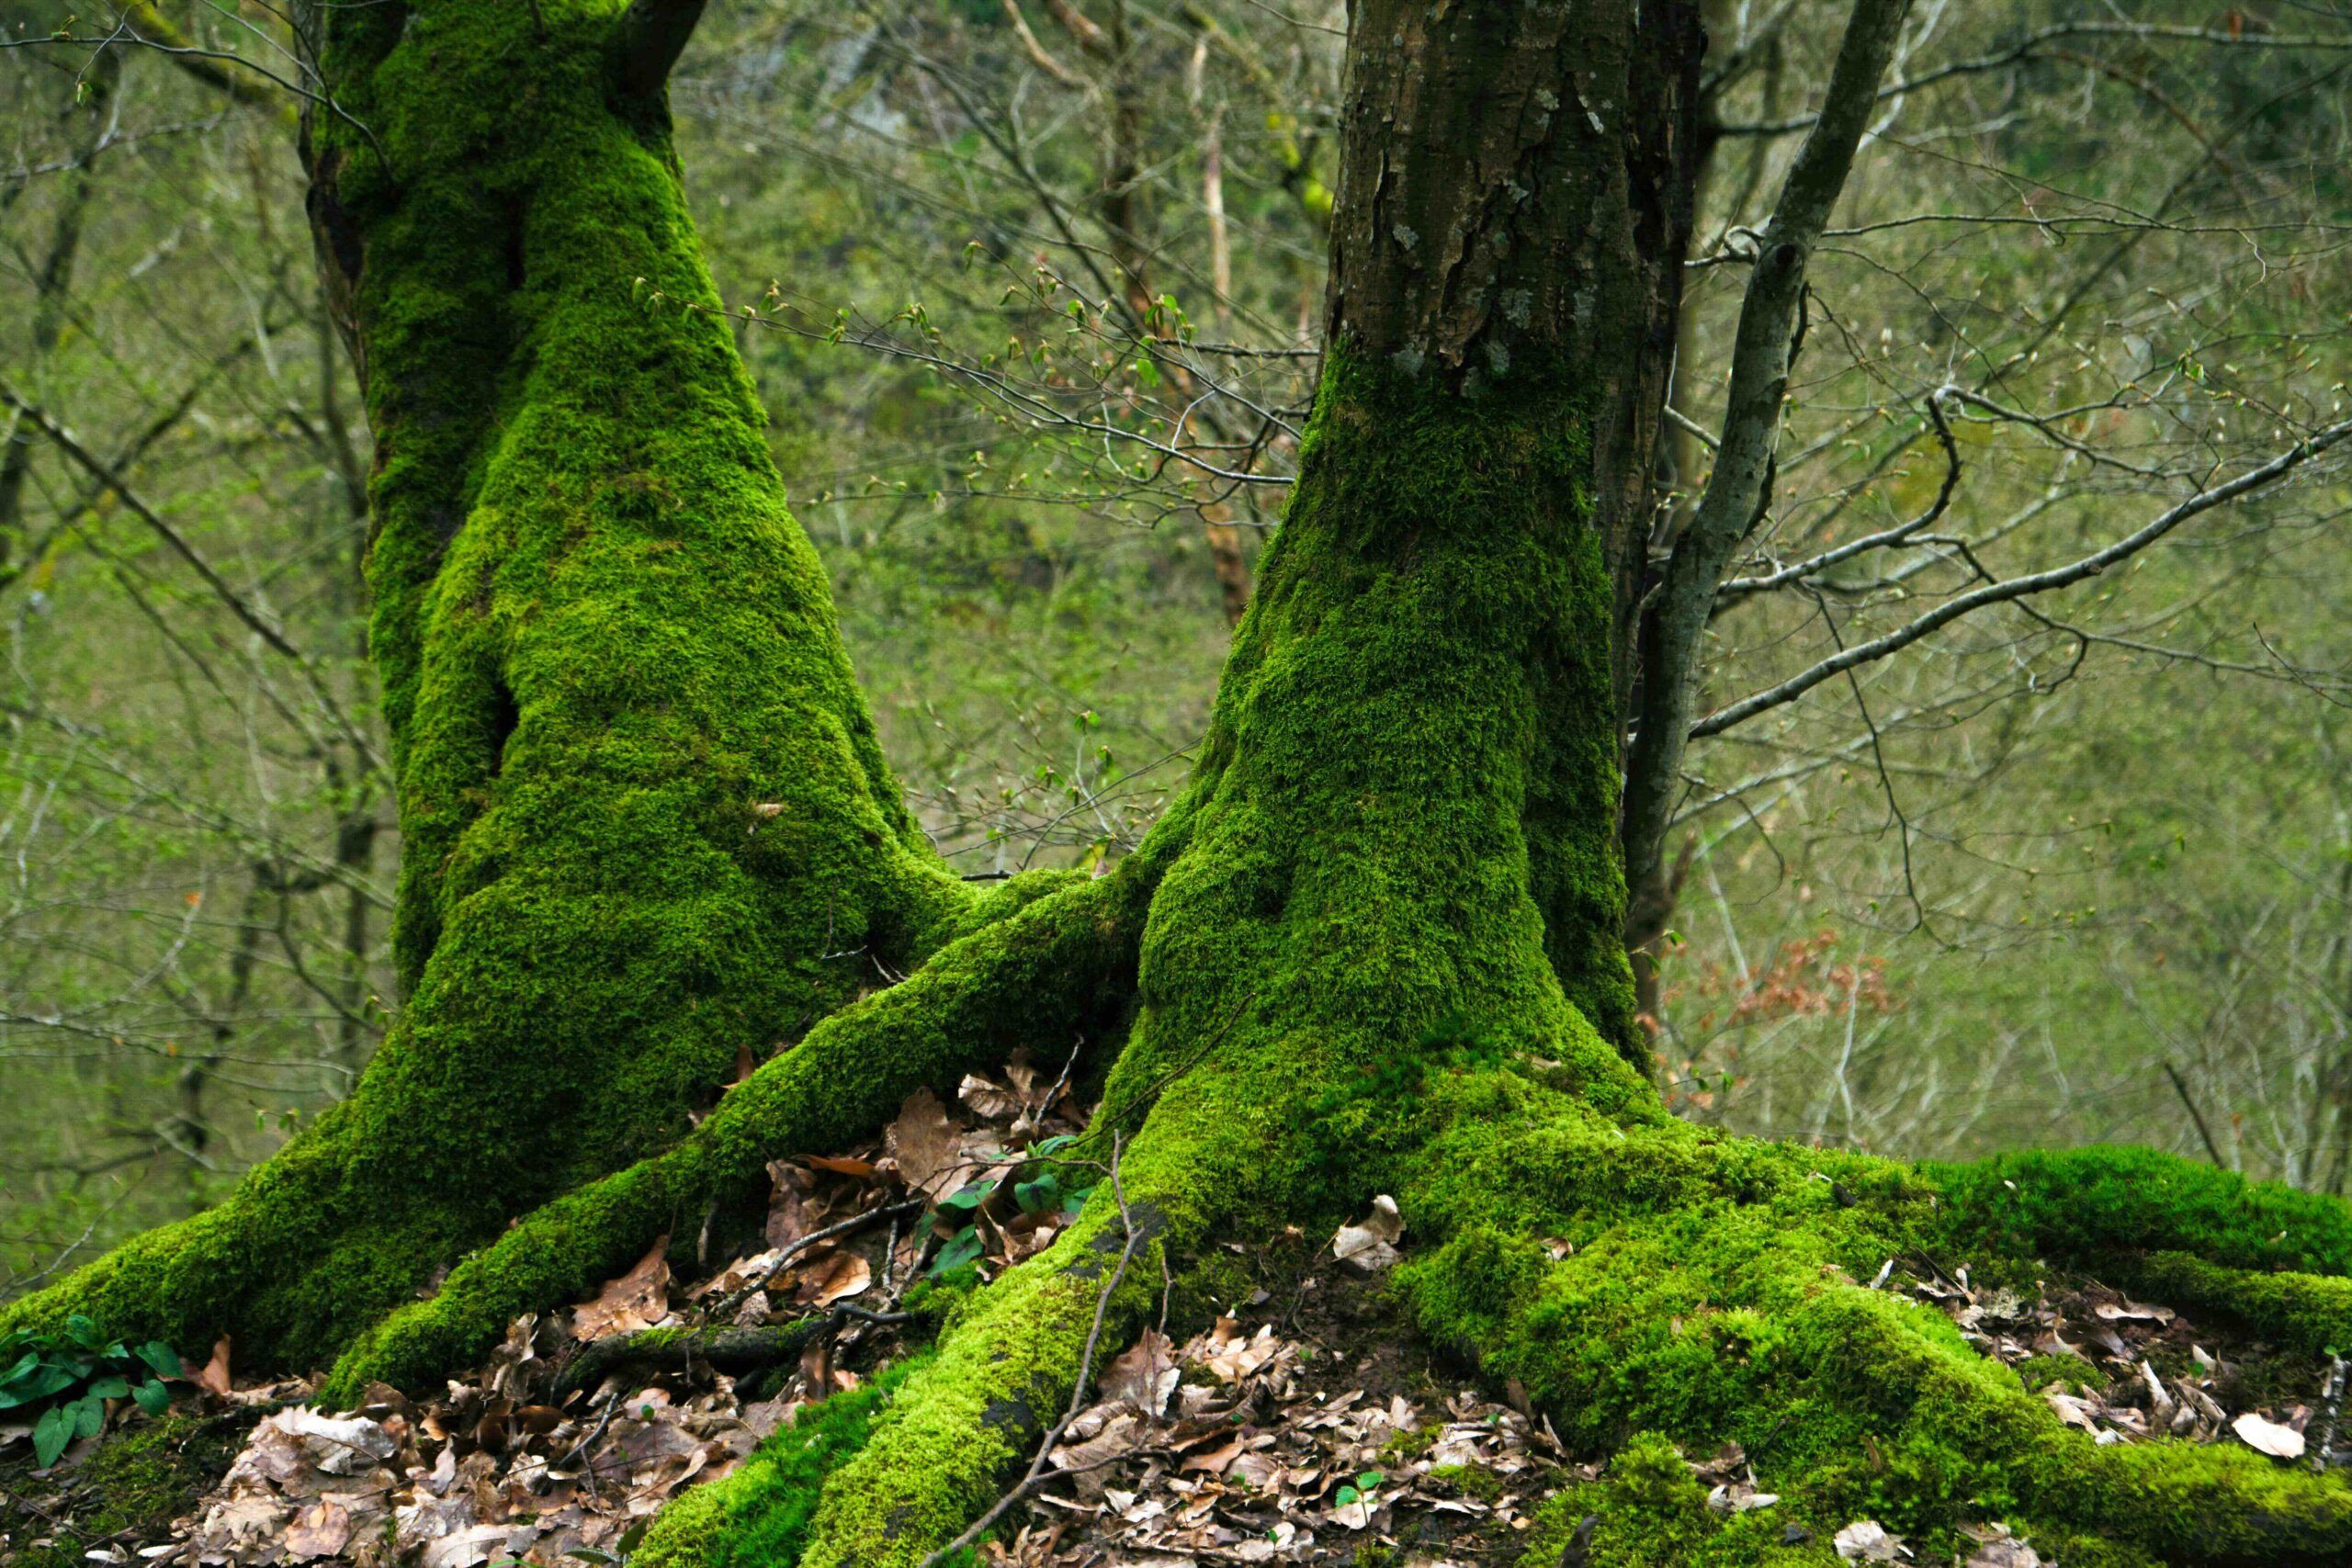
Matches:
[[11, 3, 2352, 1562], [0, 0, 1071, 1371], [630, 5, 2352, 1562]]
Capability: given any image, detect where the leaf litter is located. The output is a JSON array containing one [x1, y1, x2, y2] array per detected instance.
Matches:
[[10, 1084, 2347, 1568]]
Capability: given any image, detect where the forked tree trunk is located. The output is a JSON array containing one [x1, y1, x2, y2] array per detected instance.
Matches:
[[12, 4, 2352, 1563]]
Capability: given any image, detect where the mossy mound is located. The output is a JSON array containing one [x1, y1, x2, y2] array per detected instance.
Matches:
[[0, 1413, 254, 1568]]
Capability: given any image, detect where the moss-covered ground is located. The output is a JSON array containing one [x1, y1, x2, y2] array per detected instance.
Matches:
[[0, 1413, 256, 1568]]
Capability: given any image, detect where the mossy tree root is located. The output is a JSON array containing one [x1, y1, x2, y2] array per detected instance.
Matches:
[[315, 850, 1170, 1404], [1390, 1076, 2352, 1565], [678, 1066, 2352, 1568]]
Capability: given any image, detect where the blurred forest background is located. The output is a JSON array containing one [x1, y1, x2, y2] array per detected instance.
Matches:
[[2, 0, 2348, 1293]]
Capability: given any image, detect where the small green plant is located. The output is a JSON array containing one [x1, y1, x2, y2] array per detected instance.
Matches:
[[0, 1315, 181, 1467], [925, 1134, 1097, 1279]]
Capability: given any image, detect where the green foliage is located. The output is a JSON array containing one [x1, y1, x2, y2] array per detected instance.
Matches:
[[0, 1317, 179, 1467]]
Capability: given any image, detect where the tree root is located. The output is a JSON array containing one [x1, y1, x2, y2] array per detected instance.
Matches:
[[634, 1159, 1170, 1568], [314, 840, 1176, 1404], [553, 1312, 913, 1402], [668, 1059, 2352, 1568], [1390, 1077, 2352, 1564]]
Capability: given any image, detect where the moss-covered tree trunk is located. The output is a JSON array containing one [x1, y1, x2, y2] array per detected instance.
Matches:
[[13, 2, 2352, 1562], [0, 0, 1081, 1370], [628, 4, 2352, 1563]]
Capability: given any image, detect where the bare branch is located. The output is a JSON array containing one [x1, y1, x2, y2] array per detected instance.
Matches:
[[1691, 419, 2352, 739], [1714, 389, 1960, 604], [1715, 18, 2352, 138]]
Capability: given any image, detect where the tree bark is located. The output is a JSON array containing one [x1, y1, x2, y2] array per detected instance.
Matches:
[[0, 0, 1002, 1371], [12, 6, 2352, 1564], [1323, 0, 1705, 1064]]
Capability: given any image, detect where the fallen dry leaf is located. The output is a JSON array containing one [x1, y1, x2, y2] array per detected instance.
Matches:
[[572, 1235, 671, 1340], [2094, 1301, 2173, 1325], [197, 1334, 233, 1398], [882, 1086, 965, 1198], [959, 1072, 1023, 1122], [2232, 1410, 2306, 1460], [790, 1248, 873, 1308], [1101, 1330, 1179, 1418], [1331, 1196, 1404, 1274], [282, 1495, 352, 1560], [1834, 1519, 1906, 1562], [1181, 1436, 1247, 1474]]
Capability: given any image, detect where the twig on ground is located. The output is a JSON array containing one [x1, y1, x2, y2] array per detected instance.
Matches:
[[913, 1135, 1143, 1568], [2313, 1356, 2347, 1472], [712, 1197, 928, 1320], [551, 1392, 620, 1487]]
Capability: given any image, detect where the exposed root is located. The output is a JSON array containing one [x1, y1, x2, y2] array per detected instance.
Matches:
[[1391, 1073, 2352, 1564], [683, 1057, 2352, 1568], [552, 1316, 860, 1402], [314, 850, 1168, 1404]]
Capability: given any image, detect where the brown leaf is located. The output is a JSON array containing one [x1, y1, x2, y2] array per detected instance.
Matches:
[[2094, 1301, 2173, 1325], [571, 1236, 671, 1341], [959, 1072, 1023, 1123], [1049, 1410, 1141, 1498], [789, 1248, 872, 1308], [1101, 1330, 1179, 1418], [1182, 1436, 1247, 1474], [882, 1087, 966, 1199], [196, 1335, 234, 1398], [766, 1161, 813, 1250], [1331, 1197, 1404, 1273], [805, 1154, 876, 1179], [285, 1495, 354, 1561]]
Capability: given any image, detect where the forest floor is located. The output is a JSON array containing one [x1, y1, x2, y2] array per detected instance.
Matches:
[[4, 1063, 2346, 1568]]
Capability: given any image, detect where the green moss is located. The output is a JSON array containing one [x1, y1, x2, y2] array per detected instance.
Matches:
[[0, 1415, 250, 1568], [1377, 1075, 2352, 1562], [1518, 1433, 1838, 1566], [1378, 1420, 1443, 1464], [1928, 1146, 2352, 1279], [636, 1357, 933, 1568], [1425, 1461, 1506, 1501], [2010, 1353, 2100, 1395]]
